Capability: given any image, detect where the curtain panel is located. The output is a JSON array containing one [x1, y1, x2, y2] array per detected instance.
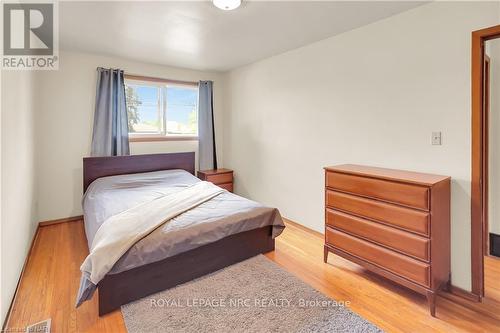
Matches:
[[91, 67, 130, 156], [198, 81, 217, 170]]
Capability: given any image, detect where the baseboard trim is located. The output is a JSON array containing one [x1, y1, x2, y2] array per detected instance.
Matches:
[[447, 285, 481, 302], [438, 285, 500, 321], [282, 218, 485, 307], [4, 216, 84, 329], [3, 214, 494, 325], [2, 226, 40, 331], [283, 218, 323, 239], [490, 233, 500, 257], [39, 215, 83, 227]]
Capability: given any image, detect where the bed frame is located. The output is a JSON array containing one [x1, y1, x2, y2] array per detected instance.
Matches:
[[82, 152, 275, 316]]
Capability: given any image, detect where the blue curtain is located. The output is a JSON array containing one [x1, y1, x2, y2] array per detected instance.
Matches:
[[91, 67, 130, 156], [198, 81, 217, 170]]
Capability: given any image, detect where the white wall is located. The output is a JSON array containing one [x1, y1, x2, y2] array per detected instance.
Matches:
[[223, 1, 499, 291], [35, 51, 224, 222], [1, 70, 38, 324], [488, 39, 500, 236]]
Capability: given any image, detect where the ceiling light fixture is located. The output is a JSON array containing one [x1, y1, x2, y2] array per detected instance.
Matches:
[[212, 0, 241, 11]]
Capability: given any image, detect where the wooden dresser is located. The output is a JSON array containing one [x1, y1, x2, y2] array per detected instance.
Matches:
[[323, 164, 450, 317], [197, 169, 233, 192]]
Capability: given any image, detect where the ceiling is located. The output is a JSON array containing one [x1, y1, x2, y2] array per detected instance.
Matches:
[[60, 1, 426, 72]]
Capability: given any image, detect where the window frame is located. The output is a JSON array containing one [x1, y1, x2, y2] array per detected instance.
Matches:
[[124, 75, 199, 142]]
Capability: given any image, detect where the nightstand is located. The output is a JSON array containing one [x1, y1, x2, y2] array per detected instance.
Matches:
[[197, 168, 233, 192]]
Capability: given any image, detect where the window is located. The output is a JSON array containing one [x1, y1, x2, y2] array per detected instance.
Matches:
[[125, 77, 198, 140]]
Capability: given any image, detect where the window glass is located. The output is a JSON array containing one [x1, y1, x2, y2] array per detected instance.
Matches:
[[125, 84, 162, 134], [125, 80, 198, 137], [166, 87, 198, 135]]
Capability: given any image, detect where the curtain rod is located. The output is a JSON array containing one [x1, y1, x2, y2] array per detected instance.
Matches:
[[124, 73, 198, 87]]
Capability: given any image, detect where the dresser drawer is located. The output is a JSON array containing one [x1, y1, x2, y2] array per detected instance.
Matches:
[[326, 209, 430, 262], [326, 190, 429, 236], [326, 171, 429, 210], [206, 173, 233, 185], [326, 228, 430, 287], [218, 182, 233, 192]]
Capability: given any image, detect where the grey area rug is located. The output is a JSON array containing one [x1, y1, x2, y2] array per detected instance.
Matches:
[[121, 255, 383, 333]]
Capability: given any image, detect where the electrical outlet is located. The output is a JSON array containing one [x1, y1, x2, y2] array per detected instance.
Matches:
[[431, 132, 442, 145]]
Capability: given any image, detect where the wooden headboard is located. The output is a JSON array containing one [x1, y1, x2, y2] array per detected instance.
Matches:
[[83, 152, 195, 192]]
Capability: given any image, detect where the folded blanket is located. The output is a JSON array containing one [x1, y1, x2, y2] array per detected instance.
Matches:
[[76, 181, 225, 306]]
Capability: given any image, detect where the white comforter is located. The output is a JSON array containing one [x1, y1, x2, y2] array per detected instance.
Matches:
[[80, 181, 225, 286]]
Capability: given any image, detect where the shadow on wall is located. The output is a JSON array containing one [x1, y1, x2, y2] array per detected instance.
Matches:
[[450, 177, 472, 289], [73, 167, 84, 216], [229, 122, 264, 199]]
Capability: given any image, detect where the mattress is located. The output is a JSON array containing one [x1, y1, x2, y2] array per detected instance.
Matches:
[[82, 169, 285, 276]]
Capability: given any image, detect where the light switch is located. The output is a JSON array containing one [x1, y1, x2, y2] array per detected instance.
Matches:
[[432, 132, 442, 145]]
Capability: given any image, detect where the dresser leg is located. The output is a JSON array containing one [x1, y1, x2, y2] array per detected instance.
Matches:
[[323, 246, 329, 263], [426, 291, 436, 317]]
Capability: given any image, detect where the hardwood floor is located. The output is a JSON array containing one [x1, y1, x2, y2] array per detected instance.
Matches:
[[5, 220, 500, 332], [484, 255, 500, 308], [485, 255, 500, 299]]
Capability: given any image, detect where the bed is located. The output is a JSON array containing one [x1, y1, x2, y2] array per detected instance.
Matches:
[[78, 152, 285, 316]]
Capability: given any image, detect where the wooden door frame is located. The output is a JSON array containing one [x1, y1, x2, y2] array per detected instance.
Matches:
[[471, 24, 500, 299], [483, 54, 490, 256]]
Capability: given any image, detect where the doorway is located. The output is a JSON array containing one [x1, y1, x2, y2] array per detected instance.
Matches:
[[484, 38, 500, 305], [471, 25, 500, 305]]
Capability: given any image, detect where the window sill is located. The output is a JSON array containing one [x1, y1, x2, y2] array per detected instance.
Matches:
[[129, 136, 198, 142]]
